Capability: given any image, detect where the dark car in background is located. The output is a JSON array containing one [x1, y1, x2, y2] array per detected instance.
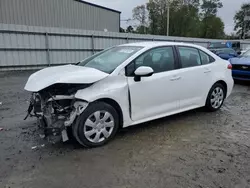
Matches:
[[210, 48, 240, 60], [229, 49, 250, 81], [208, 41, 241, 53]]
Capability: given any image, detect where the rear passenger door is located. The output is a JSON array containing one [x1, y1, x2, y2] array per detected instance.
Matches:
[[176, 46, 215, 110]]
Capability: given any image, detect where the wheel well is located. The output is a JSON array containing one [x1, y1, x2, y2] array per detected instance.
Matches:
[[215, 80, 227, 97], [96, 98, 123, 128]]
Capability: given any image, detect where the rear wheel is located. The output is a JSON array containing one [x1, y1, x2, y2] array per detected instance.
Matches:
[[205, 83, 226, 112], [73, 102, 119, 147]]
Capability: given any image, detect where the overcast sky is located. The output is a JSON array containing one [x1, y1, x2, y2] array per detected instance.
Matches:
[[85, 0, 249, 34]]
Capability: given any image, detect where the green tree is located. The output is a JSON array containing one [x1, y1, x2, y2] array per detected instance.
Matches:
[[234, 3, 250, 39], [201, 16, 225, 38], [136, 0, 225, 38], [132, 5, 148, 34], [225, 33, 239, 40], [126, 25, 134, 33], [135, 25, 149, 34], [200, 0, 224, 38], [146, 0, 165, 35], [170, 1, 201, 37], [119, 27, 126, 33], [146, 0, 201, 36], [201, 0, 222, 17]]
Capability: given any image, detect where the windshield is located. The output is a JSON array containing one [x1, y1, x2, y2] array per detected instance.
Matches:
[[215, 48, 236, 54], [78, 46, 143, 73], [242, 49, 250, 57]]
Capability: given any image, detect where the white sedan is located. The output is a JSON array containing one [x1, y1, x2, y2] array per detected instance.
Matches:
[[24, 42, 234, 147]]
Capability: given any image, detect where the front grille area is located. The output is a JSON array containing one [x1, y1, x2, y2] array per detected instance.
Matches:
[[232, 64, 250, 71]]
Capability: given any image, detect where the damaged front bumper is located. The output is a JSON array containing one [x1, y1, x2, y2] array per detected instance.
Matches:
[[25, 93, 88, 143]]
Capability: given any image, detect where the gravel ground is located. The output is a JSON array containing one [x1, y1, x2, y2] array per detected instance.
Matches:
[[0, 71, 250, 188]]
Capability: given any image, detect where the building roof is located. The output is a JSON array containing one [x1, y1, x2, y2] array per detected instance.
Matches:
[[74, 0, 121, 14]]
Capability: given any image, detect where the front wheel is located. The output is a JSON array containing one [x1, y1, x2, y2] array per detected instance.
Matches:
[[73, 102, 119, 148], [205, 83, 226, 112]]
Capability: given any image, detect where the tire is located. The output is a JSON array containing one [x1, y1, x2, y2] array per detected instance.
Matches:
[[205, 83, 226, 112], [72, 101, 119, 148]]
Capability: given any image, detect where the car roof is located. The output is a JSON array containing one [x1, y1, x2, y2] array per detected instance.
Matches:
[[119, 41, 203, 49], [211, 48, 235, 51]]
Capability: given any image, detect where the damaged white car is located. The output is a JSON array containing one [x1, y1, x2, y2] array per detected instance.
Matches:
[[24, 42, 234, 147]]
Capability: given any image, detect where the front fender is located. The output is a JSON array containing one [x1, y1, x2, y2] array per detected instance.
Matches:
[[74, 76, 132, 127]]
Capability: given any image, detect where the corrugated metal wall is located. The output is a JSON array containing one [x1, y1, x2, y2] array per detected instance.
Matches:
[[0, 0, 120, 32], [1, 23, 250, 71]]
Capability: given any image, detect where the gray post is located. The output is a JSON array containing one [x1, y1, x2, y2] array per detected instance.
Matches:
[[167, 1, 170, 36], [91, 35, 95, 54], [45, 32, 51, 67]]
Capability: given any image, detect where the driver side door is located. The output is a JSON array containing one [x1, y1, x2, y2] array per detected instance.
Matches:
[[126, 46, 181, 122]]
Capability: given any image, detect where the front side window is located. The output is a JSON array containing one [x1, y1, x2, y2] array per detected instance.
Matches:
[[78, 46, 142, 73], [178, 47, 201, 68], [127, 47, 176, 75]]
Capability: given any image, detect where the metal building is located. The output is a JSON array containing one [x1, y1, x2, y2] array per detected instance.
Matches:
[[0, 0, 121, 32]]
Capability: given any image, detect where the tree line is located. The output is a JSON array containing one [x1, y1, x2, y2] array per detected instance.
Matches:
[[120, 0, 250, 40]]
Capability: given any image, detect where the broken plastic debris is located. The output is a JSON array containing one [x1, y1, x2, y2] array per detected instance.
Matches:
[[0, 102, 2, 105], [31, 144, 45, 150], [39, 134, 46, 139], [31, 146, 37, 150], [62, 130, 69, 142]]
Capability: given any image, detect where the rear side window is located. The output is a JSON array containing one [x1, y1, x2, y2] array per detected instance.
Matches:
[[199, 50, 210, 65], [199, 50, 215, 64], [178, 47, 201, 68]]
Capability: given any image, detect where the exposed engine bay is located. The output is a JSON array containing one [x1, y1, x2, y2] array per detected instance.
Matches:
[[25, 83, 90, 143]]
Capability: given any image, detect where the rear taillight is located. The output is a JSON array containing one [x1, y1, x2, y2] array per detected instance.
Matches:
[[227, 64, 232, 69]]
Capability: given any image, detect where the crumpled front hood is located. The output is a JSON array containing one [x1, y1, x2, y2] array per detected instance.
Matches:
[[24, 65, 109, 92], [230, 57, 250, 65]]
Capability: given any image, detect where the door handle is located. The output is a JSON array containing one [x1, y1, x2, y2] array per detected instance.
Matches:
[[204, 69, 211, 73], [170, 76, 181, 81]]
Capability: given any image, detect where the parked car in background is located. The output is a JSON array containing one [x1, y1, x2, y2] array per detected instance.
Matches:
[[229, 49, 250, 81], [24, 42, 234, 147], [240, 47, 250, 54], [210, 48, 240, 60], [208, 41, 241, 53]]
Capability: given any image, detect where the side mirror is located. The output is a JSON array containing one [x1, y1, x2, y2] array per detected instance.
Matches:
[[134, 66, 154, 82]]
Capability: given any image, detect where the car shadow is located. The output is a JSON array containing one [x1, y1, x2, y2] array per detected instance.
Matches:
[[234, 80, 250, 86], [118, 107, 207, 136], [60, 107, 210, 150]]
